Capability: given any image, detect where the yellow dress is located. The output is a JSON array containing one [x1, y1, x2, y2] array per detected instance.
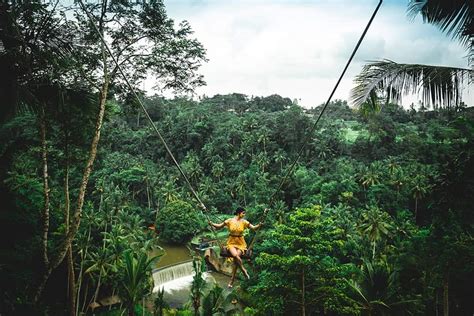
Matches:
[[225, 218, 249, 251]]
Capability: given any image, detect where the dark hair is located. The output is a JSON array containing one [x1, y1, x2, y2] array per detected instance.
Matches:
[[234, 207, 246, 215]]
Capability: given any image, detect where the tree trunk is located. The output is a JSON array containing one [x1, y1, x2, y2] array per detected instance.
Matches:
[[76, 225, 92, 316], [129, 303, 136, 316], [109, 288, 116, 311], [91, 271, 102, 307], [64, 149, 77, 316], [39, 107, 50, 268], [33, 75, 109, 303], [435, 288, 439, 316], [443, 271, 449, 316], [414, 197, 418, 223], [301, 268, 306, 316], [146, 177, 151, 209], [67, 247, 76, 316], [89, 217, 109, 308], [0, 2, 23, 120], [81, 279, 90, 314]]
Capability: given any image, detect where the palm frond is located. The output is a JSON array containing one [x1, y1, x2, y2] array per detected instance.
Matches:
[[350, 59, 473, 110], [345, 278, 369, 305], [370, 299, 391, 308], [408, 0, 473, 50]]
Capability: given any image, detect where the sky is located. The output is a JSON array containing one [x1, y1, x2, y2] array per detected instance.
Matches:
[[153, 0, 472, 109]]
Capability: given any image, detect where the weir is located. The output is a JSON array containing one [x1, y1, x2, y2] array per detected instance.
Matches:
[[152, 260, 198, 293], [151, 259, 230, 307]]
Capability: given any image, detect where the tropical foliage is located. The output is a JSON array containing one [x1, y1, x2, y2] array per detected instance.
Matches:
[[351, 0, 473, 111], [1, 0, 473, 315]]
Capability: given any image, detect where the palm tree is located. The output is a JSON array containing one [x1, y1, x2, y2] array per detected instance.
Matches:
[[84, 247, 113, 309], [160, 181, 179, 203], [390, 168, 406, 192], [199, 178, 218, 198], [273, 200, 287, 224], [257, 128, 270, 155], [351, 1, 473, 112], [359, 166, 381, 189], [386, 158, 400, 175], [410, 175, 431, 222], [120, 250, 159, 316], [347, 260, 413, 316], [256, 152, 270, 173], [358, 206, 393, 260], [273, 150, 287, 172], [190, 258, 207, 316], [211, 161, 225, 180], [235, 174, 248, 207], [183, 152, 203, 183]]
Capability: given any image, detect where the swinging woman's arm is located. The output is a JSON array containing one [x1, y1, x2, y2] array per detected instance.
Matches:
[[248, 208, 267, 231], [249, 222, 263, 231], [208, 221, 226, 229]]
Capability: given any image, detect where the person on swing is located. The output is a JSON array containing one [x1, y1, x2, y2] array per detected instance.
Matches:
[[208, 207, 262, 288]]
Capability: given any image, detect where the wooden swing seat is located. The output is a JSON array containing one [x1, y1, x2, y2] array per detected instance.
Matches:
[[220, 247, 253, 259]]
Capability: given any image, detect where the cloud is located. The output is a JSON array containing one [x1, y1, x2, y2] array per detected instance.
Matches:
[[157, 0, 471, 108]]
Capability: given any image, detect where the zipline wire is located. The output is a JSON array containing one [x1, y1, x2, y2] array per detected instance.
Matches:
[[248, 0, 383, 250]]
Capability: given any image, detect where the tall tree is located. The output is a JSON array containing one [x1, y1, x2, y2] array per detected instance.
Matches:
[[1, 0, 207, 306], [249, 206, 353, 315], [358, 206, 393, 260]]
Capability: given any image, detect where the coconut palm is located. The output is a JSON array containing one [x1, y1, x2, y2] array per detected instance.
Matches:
[[211, 161, 225, 180], [257, 128, 271, 155], [256, 152, 270, 173], [160, 181, 179, 203], [351, 0, 473, 112], [359, 165, 382, 189], [273, 149, 287, 172], [358, 206, 393, 260], [390, 168, 406, 192], [410, 175, 432, 222]]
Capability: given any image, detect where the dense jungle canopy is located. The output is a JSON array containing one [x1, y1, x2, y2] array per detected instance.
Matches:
[[0, 0, 473, 315]]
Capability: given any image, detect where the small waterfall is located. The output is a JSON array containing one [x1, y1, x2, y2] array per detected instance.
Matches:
[[153, 260, 194, 286], [153, 260, 210, 293]]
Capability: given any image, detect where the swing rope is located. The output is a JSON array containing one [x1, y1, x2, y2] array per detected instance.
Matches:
[[76, 0, 224, 247], [78, 0, 383, 257], [248, 0, 383, 251]]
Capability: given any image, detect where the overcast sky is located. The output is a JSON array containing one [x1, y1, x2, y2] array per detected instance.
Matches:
[[155, 0, 472, 108]]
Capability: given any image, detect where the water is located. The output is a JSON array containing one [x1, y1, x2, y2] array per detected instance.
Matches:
[[153, 271, 231, 308], [151, 242, 192, 268], [153, 261, 195, 287], [150, 241, 231, 307]]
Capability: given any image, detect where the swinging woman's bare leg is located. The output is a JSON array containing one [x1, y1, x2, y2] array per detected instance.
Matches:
[[228, 247, 250, 279], [228, 263, 237, 288]]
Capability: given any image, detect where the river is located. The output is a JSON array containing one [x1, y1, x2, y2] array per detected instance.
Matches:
[[150, 241, 192, 268]]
